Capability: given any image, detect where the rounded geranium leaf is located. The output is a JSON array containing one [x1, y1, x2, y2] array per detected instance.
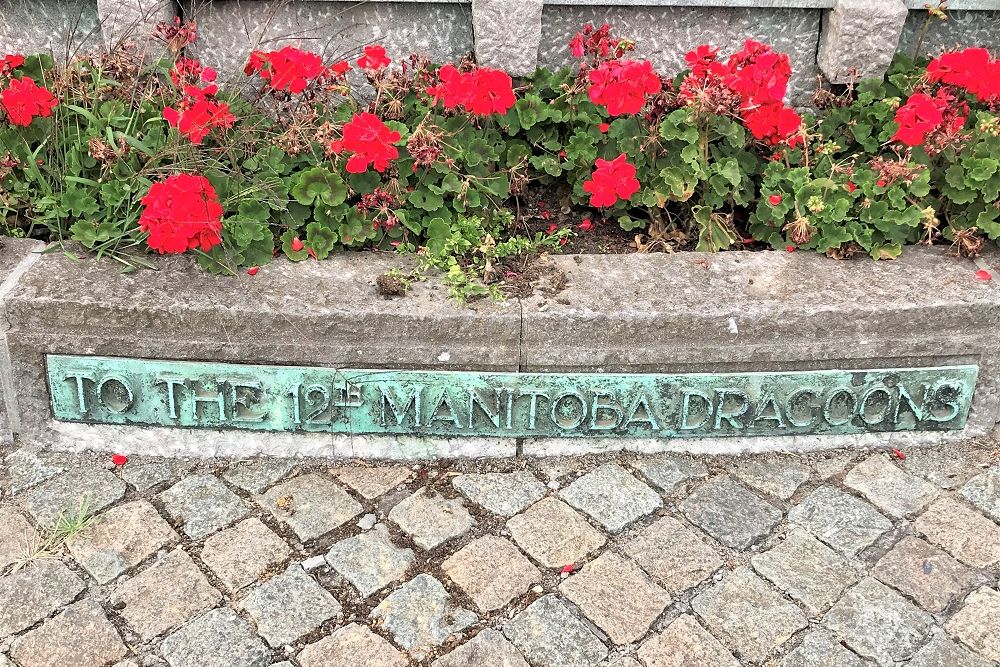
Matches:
[[291, 166, 347, 206]]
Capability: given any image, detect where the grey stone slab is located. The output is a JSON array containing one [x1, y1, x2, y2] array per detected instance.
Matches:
[[945, 586, 1000, 663], [844, 455, 939, 518], [443, 536, 541, 613], [0, 561, 85, 638], [9, 598, 127, 667], [780, 630, 867, 667], [473, 0, 542, 75], [4, 449, 64, 494], [751, 528, 858, 615], [432, 627, 529, 667], [818, 0, 907, 84], [160, 607, 271, 667], [823, 578, 936, 665], [960, 467, 1000, 523], [559, 551, 670, 645], [680, 477, 782, 549], [898, 8, 1000, 59], [905, 448, 981, 489], [97, 0, 175, 49], [623, 516, 723, 596], [326, 524, 414, 598], [910, 630, 996, 667], [0, 0, 101, 60], [915, 497, 1000, 568], [201, 518, 293, 593], [452, 471, 546, 517], [0, 506, 39, 571], [873, 536, 978, 613], [25, 467, 126, 529], [560, 463, 661, 533], [506, 497, 606, 568], [692, 567, 807, 663], [159, 475, 248, 540], [788, 486, 892, 557], [258, 473, 362, 542], [111, 548, 221, 641], [331, 465, 413, 500], [731, 458, 811, 500], [638, 614, 740, 667], [119, 461, 186, 492], [297, 623, 407, 667], [388, 488, 475, 551], [369, 574, 478, 661], [630, 454, 709, 493], [238, 566, 341, 647], [222, 460, 296, 494], [503, 595, 608, 667], [67, 499, 178, 584], [190, 0, 474, 79]]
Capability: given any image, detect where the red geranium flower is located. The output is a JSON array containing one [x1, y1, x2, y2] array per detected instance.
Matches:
[[927, 47, 1000, 104], [742, 101, 802, 146], [357, 45, 390, 70], [0, 54, 25, 75], [583, 153, 640, 207], [245, 46, 326, 93], [427, 64, 516, 115], [587, 59, 661, 116], [139, 174, 223, 254], [337, 112, 401, 173], [892, 92, 947, 147], [1, 77, 57, 127], [163, 98, 235, 144], [725, 40, 791, 106]]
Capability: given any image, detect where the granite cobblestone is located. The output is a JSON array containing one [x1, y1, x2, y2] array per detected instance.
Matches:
[[2, 443, 999, 666]]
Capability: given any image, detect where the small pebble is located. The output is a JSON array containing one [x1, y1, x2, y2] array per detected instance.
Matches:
[[532, 585, 543, 594], [547, 480, 560, 490], [301, 555, 327, 572], [357, 513, 377, 530]]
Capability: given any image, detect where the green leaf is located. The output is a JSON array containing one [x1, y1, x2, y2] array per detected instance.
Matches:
[[291, 167, 347, 206]]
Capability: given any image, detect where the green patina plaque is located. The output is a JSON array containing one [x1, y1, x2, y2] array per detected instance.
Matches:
[[46, 355, 978, 438]]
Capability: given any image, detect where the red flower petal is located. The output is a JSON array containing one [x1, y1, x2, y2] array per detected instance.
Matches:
[[785, 245, 796, 252], [246, 266, 259, 276], [891, 448, 906, 460], [768, 194, 782, 206], [291, 237, 304, 252], [976, 269, 992, 281], [561, 564, 575, 574], [111, 453, 128, 466]]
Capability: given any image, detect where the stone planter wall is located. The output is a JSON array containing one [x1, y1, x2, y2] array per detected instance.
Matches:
[[0, 239, 998, 458], [2, 1, 998, 102]]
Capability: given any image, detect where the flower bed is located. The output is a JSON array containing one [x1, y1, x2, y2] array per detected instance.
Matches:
[[1, 15, 999, 298]]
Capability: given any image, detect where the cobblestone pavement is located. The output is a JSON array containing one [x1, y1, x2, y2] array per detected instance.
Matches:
[[2, 442, 1000, 667]]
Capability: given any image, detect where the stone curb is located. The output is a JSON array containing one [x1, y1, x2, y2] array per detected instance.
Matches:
[[2, 242, 998, 458]]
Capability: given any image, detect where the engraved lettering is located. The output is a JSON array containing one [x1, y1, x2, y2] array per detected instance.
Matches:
[[97, 375, 134, 413], [517, 389, 548, 430], [469, 388, 502, 429], [550, 391, 588, 430], [623, 393, 660, 431], [927, 381, 962, 422], [156, 376, 186, 419], [428, 388, 463, 427], [713, 389, 750, 430], [751, 391, 786, 428], [379, 385, 422, 427], [230, 381, 267, 422], [860, 386, 893, 425], [589, 390, 624, 431], [785, 388, 820, 428], [680, 389, 712, 430], [823, 387, 858, 426], [64, 372, 95, 415]]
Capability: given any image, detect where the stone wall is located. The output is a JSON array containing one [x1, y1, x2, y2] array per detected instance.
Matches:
[[4, 0, 1000, 100]]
